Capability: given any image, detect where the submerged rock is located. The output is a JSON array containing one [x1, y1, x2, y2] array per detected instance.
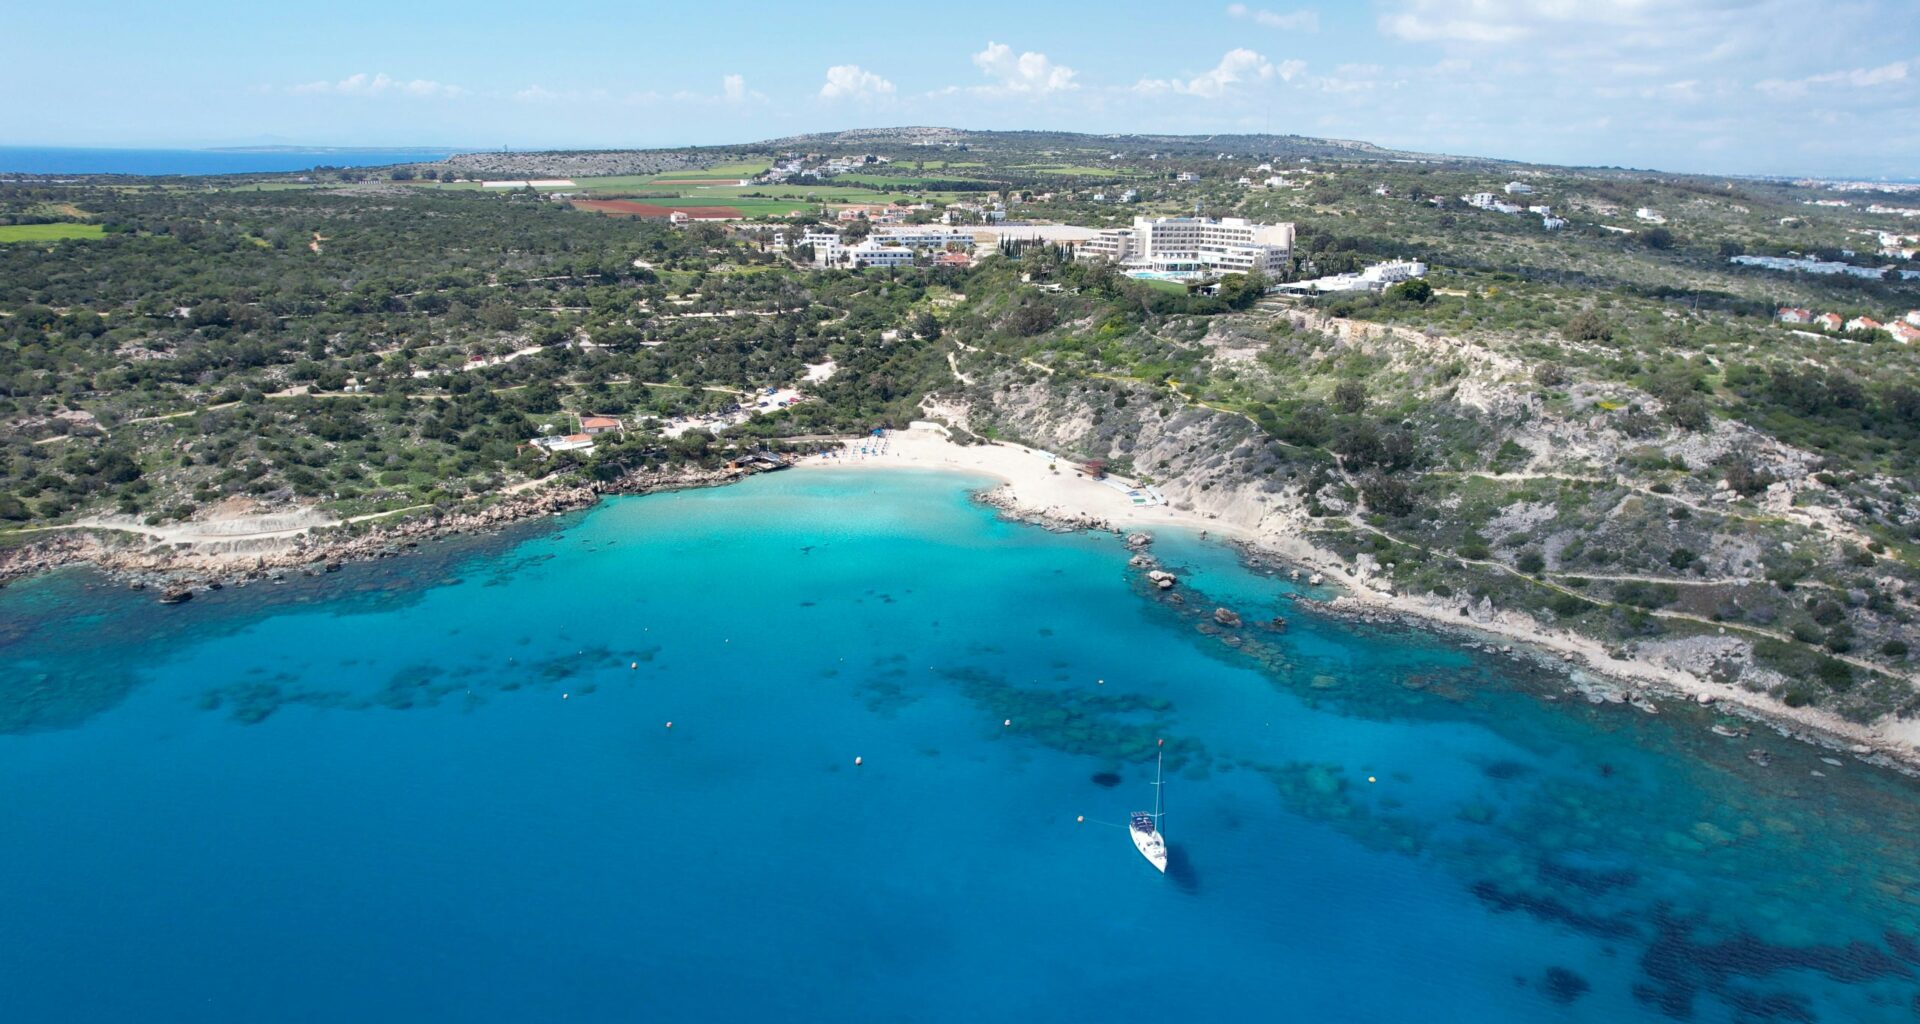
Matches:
[[1213, 607, 1243, 628]]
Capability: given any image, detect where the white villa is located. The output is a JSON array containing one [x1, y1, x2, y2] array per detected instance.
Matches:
[[1276, 259, 1430, 294]]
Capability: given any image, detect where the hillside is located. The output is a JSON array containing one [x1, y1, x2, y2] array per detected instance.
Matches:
[[2, 128, 1918, 743]]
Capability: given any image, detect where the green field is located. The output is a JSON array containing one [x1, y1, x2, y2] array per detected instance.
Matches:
[[0, 223, 105, 243], [1024, 164, 1141, 177], [636, 161, 769, 182]]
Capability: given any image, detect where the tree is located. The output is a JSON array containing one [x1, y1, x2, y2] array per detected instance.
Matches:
[[1386, 278, 1433, 303], [1216, 270, 1269, 310], [1333, 378, 1368, 414]]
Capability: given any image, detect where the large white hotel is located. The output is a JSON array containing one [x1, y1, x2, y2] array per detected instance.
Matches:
[[1075, 216, 1296, 281]]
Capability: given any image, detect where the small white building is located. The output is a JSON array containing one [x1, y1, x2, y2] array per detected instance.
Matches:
[[1504, 181, 1535, 195], [1635, 207, 1667, 224], [844, 241, 915, 268]]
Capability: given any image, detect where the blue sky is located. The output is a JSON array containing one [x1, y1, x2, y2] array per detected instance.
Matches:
[[6, 0, 1918, 177]]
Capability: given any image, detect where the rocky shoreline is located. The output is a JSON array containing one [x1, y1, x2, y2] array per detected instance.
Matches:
[[973, 483, 1920, 778], [0, 464, 751, 594]]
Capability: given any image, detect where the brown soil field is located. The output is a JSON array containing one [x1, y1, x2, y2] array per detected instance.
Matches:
[[572, 200, 742, 220]]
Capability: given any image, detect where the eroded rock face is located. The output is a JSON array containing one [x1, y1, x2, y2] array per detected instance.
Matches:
[[1214, 607, 1243, 628]]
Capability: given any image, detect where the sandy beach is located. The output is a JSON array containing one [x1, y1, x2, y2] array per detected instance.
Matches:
[[798, 426, 1920, 770]]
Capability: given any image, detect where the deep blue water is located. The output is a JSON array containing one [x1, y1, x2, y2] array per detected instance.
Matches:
[[5, 469, 1920, 1022], [0, 146, 455, 176]]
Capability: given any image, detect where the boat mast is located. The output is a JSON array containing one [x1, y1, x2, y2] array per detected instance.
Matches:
[[1154, 738, 1165, 825]]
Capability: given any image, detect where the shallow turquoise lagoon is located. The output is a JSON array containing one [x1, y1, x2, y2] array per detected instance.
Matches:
[[4, 469, 1920, 1022]]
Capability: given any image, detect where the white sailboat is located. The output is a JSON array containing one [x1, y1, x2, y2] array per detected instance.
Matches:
[[1130, 740, 1168, 873]]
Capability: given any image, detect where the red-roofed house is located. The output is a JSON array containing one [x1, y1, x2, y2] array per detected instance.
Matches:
[[932, 250, 974, 268], [580, 415, 623, 435], [1776, 306, 1813, 323], [1890, 321, 1920, 344], [1815, 312, 1845, 331], [1846, 316, 1883, 333]]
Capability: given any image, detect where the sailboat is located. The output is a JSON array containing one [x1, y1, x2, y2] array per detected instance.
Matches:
[[1130, 739, 1168, 873]]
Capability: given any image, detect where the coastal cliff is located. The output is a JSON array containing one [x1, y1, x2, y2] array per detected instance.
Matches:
[[934, 309, 1920, 762]]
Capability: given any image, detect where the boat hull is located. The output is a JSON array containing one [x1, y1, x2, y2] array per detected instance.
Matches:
[[1131, 824, 1168, 873]]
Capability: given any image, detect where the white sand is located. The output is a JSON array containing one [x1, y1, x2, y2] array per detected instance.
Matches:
[[798, 428, 1920, 767], [798, 428, 1197, 532]]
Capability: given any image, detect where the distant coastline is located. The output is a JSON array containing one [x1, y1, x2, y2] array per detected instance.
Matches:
[[0, 146, 456, 176]]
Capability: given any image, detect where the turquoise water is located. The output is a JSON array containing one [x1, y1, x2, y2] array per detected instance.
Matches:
[[5, 469, 1920, 1022]]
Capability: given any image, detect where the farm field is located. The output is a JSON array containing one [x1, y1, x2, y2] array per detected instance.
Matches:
[[634, 160, 768, 181], [1022, 163, 1143, 176], [0, 223, 105, 242]]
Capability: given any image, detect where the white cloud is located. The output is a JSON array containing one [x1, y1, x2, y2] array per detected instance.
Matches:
[[1134, 49, 1299, 98], [1375, 0, 1780, 52], [968, 42, 1078, 96], [1756, 58, 1916, 98], [723, 74, 747, 103], [1225, 4, 1320, 32], [819, 64, 895, 100], [290, 72, 464, 99]]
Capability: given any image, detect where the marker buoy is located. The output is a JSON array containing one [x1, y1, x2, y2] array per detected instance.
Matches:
[[562, 693, 569, 700], [1076, 815, 1085, 824], [854, 756, 863, 766], [1367, 776, 1377, 784], [630, 662, 637, 670], [665, 721, 673, 729], [1157, 738, 1165, 748], [1097, 678, 1104, 685], [1003, 719, 1011, 727]]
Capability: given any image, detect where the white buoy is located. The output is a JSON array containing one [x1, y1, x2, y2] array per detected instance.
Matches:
[[1076, 815, 1085, 824], [665, 721, 673, 729], [562, 693, 569, 700], [854, 756, 863, 766], [1367, 776, 1377, 784], [1003, 719, 1011, 727], [630, 662, 637, 670]]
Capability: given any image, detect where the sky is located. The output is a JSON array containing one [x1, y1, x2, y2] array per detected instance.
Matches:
[[5, 0, 1918, 178]]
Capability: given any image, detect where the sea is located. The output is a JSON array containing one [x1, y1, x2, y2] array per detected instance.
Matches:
[[0, 146, 456, 177], [4, 469, 1920, 1023]]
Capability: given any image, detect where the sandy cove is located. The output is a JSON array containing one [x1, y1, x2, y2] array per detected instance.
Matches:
[[796, 427, 1920, 774], [4, 425, 1914, 772]]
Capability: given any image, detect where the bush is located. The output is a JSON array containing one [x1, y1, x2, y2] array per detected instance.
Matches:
[[1565, 310, 1612, 342]]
